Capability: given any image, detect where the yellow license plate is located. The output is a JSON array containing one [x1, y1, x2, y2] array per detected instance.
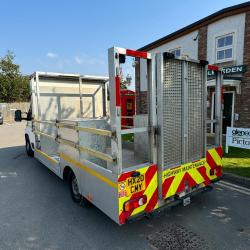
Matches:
[[126, 174, 145, 196]]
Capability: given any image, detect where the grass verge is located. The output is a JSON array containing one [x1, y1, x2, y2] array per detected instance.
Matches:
[[222, 147, 250, 178], [122, 133, 134, 142]]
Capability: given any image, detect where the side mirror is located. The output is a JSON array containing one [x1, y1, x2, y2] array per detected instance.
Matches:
[[15, 110, 22, 122]]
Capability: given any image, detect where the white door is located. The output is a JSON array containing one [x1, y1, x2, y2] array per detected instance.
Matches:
[[211, 91, 235, 134]]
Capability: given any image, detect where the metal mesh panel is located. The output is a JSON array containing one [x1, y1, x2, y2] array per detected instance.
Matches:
[[187, 62, 204, 161], [162, 59, 183, 167], [161, 57, 205, 168]]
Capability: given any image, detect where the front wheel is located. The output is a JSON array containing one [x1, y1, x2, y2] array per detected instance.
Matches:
[[25, 137, 34, 157]]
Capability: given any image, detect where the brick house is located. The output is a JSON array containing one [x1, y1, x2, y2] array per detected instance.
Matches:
[[136, 2, 250, 134]]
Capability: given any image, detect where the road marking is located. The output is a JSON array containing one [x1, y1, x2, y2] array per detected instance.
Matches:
[[220, 180, 250, 192], [216, 181, 250, 196], [0, 172, 17, 178]]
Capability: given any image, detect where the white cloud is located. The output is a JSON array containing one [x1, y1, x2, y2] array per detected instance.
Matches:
[[46, 52, 58, 59], [74, 54, 105, 66], [37, 53, 106, 74], [74, 56, 83, 65]]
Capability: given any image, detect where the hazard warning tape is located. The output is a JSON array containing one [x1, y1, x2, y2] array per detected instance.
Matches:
[[118, 164, 158, 224], [162, 146, 223, 199], [117, 146, 223, 224]]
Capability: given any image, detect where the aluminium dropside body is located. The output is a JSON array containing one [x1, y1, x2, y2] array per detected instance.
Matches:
[[27, 48, 223, 225]]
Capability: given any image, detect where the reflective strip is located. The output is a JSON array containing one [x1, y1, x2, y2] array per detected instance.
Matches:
[[115, 76, 121, 107], [57, 123, 76, 129], [58, 138, 114, 163], [34, 120, 112, 137], [76, 127, 112, 137], [35, 149, 58, 164], [208, 148, 222, 166], [57, 138, 75, 147], [60, 153, 117, 188], [131, 171, 158, 216], [204, 161, 217, 181], [78, 145, 113, 163], [166, 171, 185, 198], [33, 119, 55, 125], [162, 147, 223, 199], [126, 49, 151, 59], [34, 131, 56, 140], [187, 167, 205, 186], [116, 47, 151, 59], [58, 123, 112, 137], [118, 164, 158, 224], [145, 188, 158, 212], [35, 133, 114, 163]]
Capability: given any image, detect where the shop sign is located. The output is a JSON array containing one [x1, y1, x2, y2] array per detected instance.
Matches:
[[208, 65, 246, 76], [226, 127, 250, 153]]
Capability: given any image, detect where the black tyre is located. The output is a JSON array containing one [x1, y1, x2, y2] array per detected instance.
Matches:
[[69, 172, 89, 206], [25, 136, 34, 157]]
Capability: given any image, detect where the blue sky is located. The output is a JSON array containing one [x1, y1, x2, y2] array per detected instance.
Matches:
[[0, 0, 247, 76]]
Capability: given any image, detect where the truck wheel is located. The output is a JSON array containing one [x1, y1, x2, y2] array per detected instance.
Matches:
[[69, 172, 89, 206], [25, 137, 34, 157]]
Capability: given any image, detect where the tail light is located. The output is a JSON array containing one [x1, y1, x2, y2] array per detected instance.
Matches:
[[123, 195, 147, 212], [210, 169, 215, 176]]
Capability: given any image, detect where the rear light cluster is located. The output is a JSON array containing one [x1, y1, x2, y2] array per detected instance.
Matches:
[[123, 195, 147, 212]]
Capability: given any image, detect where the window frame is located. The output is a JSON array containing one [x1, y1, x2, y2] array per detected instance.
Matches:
[[215, 33, 234, 63], [169, 48, 181, 58]]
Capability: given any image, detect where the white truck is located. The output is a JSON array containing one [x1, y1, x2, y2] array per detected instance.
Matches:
[[15, 47, 223, 225]]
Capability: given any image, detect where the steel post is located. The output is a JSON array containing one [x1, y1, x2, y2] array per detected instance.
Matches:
[[215, 71, 223, 146]]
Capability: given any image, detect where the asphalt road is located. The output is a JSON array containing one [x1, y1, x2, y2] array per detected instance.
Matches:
[[0, 123, 250, 250]]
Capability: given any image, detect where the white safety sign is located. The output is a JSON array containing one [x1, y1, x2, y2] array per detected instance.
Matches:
[[226, 127, 250, 152]]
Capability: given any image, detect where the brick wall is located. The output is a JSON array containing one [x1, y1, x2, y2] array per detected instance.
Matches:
[[198, 18, 250, 129], [235, 10, 250, 128], [198, 26, 208, 61], [136, 12, 250, 127]]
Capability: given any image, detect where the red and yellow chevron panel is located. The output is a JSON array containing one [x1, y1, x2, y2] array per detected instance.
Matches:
[[162, 146, 223, 199], [118, 164, 158, 224]]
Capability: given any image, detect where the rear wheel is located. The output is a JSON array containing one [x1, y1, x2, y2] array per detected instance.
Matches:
[[69, 172, 89, 206], [25, 136, 34, 157]]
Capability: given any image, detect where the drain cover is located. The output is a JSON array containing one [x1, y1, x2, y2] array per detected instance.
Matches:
[[147, 224, 209, 250]]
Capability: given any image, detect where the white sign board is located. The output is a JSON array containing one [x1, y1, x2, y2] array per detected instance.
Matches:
[[226, 127, 250, 153]]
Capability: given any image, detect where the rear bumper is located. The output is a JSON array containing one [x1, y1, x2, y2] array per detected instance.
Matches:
[[160, 184, 213, 210], [128, 177, 223, 223], [165, 176, 223, 206], [160, 176, 222, 210]]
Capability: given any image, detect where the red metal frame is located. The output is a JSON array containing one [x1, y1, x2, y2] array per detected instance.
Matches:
[[208, 65, 220, 71], [125, 49, 149, 59], [115, 76, 121, 107]]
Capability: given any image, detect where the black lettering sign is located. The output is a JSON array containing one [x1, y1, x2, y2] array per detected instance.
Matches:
[[127, 175, 144, 187], [232, 129, 250, 137], [127, 178, 133, 186]]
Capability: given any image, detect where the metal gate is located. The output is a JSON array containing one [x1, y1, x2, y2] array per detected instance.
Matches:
[[157, 53, 207, 169]]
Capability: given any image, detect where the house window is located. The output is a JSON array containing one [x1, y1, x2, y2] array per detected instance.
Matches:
[[216, 34, 234, 62], [170, 48, 181, 57]]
